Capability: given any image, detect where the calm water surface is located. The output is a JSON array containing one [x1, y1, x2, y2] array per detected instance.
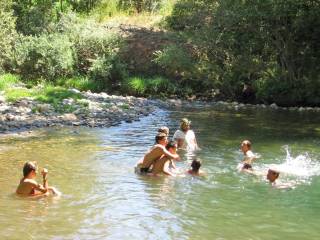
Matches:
[[0, 105, 320, 239]]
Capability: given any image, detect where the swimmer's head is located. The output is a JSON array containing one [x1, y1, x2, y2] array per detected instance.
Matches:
[[155, 132, 168, 145], [191, 158, 201, 172], [267, 169, 280, 183], [180, 118, 191, 131], [23, 161, 38, 177], [158, 126, 169, 136], [241, 140, 251, 153]]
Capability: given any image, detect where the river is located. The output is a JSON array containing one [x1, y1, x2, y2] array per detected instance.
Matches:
[[0, 105, 320, 239]]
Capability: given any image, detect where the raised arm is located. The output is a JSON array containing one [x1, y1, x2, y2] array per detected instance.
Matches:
[[160, 146, 180, 160], [163, 160, 175, 176]]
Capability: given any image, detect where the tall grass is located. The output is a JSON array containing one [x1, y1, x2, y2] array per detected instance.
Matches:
[[0, 74, 20, 91]]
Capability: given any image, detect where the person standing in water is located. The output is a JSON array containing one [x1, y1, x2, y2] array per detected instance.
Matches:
[[173, 118, 199, 151], [158, 126, 169, 136], [151, 140, 178, 176], [135, 133, 180, 174], [16, 161, 59, 196], [239, 140, 259, 173]]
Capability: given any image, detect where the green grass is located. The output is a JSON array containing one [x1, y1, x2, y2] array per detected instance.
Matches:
[[56, 76, 99, 92], [0, 74, 20, 91]]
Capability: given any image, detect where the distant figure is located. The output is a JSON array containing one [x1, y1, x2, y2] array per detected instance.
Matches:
[[135, 133, 180, 174], [16, 161, 59, 197], [239, 140, 259, 173], [158, 126, 169, 136], [173, 118, 199, 151], [151, 140, 178, 176], [241, 83, 256, 103], [187, 158, 205, 176], [267, 169, 295, 189]]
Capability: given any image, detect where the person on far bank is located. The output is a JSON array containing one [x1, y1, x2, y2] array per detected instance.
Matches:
[[135, 133, 180, 174], [173, 118, 199, 151], [16, 161, 60, 197]]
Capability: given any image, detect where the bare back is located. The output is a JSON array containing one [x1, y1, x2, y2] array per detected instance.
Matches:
[[140, 145, 165, 168]]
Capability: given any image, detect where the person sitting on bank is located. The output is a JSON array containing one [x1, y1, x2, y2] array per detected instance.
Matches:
[[151, 140, 178, 176], [173, 118, 199, 151], [158, 126, 169, 136], [187, 158, 205, 176], [135, 133, 180, 174], [239, 140, 259, 173], [16, 161, 59, 196]]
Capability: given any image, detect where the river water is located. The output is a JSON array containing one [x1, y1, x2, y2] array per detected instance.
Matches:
[[0, 105, 320, 239]]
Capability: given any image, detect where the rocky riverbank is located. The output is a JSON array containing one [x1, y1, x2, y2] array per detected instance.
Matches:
[[0, 89, 157, 134]]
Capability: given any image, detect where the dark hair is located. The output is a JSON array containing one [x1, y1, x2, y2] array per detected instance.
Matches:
[[166, 140, 177, 150], [155, 132, 167, 143], [268, 169, 280, 178], [23, 161, 37, 177], [191, 158, 201, 172]]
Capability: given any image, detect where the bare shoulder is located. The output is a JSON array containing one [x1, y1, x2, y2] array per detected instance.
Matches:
[[23, 179, 39, 186]]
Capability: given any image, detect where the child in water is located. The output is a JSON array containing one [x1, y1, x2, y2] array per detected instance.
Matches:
[[239, 140, 259, 173], [187, 158, 205, 176], [267, 169, 295, 189], [135, 132, 180, 174], [16, 161, 60, 196]]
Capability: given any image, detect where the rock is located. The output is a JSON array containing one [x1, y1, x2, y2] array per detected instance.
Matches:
[[298, 107, 305, 112], [270, 103, 278, 109], [60, 113, 77, 121], [0, 95, 5, 103], [37, 104, 52, 113]]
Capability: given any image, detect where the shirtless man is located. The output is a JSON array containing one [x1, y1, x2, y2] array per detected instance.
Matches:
[[187, 158, 205, 176], [151, 140, 177, 176], [240, 140, 259, 173], [267, 169, 295, 189], [16, 161, 59, 196], [173, 118, 199, 151], [135, 133, 180, 174]]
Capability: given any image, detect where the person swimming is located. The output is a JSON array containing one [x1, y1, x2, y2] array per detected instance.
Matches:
[[187, 158, 205, 176], [16, 161, 59, 197], [135, 133, 180, 174]]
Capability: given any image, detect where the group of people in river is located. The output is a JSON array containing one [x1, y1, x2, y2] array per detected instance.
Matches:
[[15, 117, 291, 197]]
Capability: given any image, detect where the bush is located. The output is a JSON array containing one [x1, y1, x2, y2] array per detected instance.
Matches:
[[0, 0, 17, 73], [14, 33, 75, 80]]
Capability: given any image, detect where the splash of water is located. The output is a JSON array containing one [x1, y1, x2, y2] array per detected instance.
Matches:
[[269, 145, 320, 178]]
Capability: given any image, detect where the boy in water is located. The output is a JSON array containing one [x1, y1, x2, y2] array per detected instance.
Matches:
[[266, 169, 295, 189], [173, 118, 199, 151], [151, 140, 178, 176], [16, 161, 59, 196], [240, 140, 259, 172], [187, 158, 205, 176], [135, 133, 180, 174], [158, 126, 169, 136]]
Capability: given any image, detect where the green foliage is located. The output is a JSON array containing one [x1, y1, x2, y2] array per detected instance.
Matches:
[[0, 74, 20, 91], [165, 0, 320, 106], [0, 0, 17, 73], [56, 76, 99, 91], [124, 76, 177, 96], [14, 33, 75, 80]]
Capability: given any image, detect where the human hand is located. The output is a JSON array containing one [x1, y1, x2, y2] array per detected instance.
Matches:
[[41, 168, 48, 177]]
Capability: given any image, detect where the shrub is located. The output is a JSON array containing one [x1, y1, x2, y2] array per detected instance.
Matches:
[[0, 0, 17, 73], [14, 33, 75, 80]]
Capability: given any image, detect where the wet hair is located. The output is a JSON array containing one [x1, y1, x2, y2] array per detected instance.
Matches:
[[155, 132, 167, 144], [166, 140, 177, 150], [191, 158, 201, 172], [241, 140, 251, 149], [158, 126, 169, 136], [180, 118, 191, 130], [268, 169, 280, 178], [23, 161, 37, 177]]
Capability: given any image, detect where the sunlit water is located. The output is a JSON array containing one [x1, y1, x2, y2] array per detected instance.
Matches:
[[1, 105, 320, 239]]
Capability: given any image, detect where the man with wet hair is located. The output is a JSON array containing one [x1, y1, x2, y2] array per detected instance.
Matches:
[[151, 140, 178, 176], [135, 133, 180, 174], [16, 161, 59, 196]]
